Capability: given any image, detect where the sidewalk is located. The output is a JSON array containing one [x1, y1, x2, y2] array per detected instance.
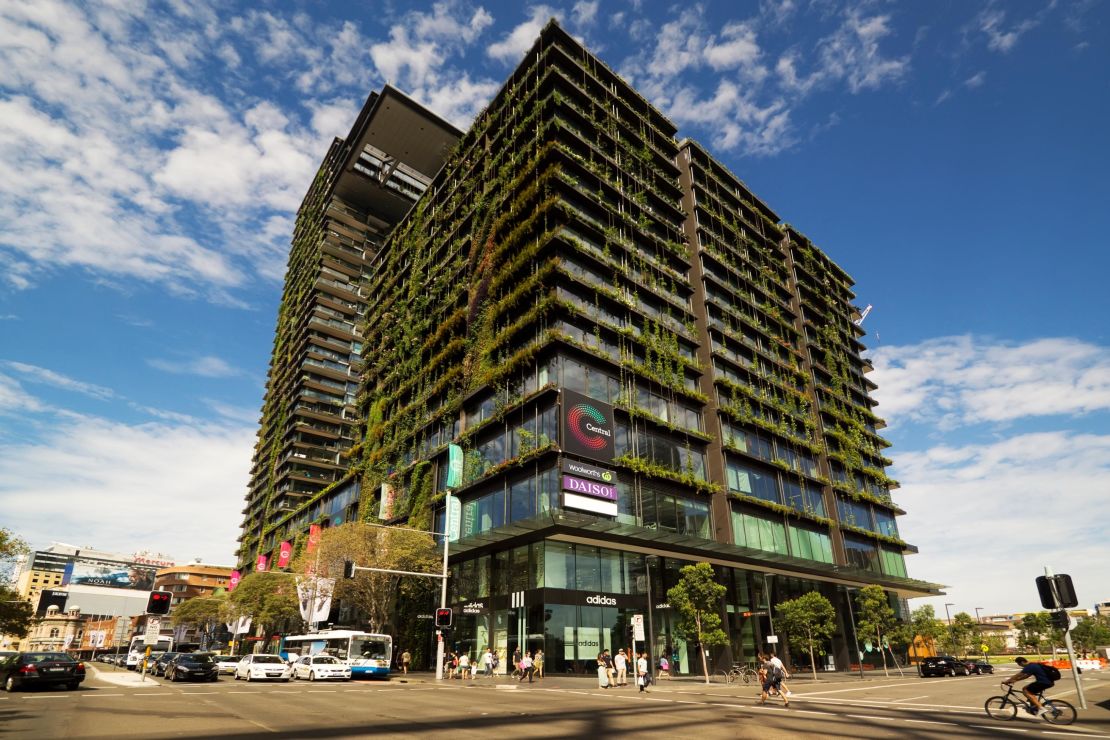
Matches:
[[86, 664, 164, 688]]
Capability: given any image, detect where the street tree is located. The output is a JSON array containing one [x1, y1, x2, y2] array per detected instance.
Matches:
[[908, 605, 942, 672], [775, 591, 836, 680], [226, 572, 302, 644], [855, 585, 897, 677], [1018, 612, 1051, 655], [292, 523, 439, 633], [171, 592, 230, 650], [1071, 615, 1110, 655], [666, 562, 727, 684], [0, 528, 32, 639], [945, 612, 977, 657]]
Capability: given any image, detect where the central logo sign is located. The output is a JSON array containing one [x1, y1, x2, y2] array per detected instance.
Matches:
[[561, 389, 615, 462]]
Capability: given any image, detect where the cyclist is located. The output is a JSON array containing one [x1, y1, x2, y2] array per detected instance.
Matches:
[[1002, 657, 1054, 716]]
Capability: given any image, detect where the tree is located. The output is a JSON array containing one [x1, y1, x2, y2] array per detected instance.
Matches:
[[855, 585, 896, 677], [776, 591, 836, 680], [292, 523, 440, 633], [908, 605, 942, 672], [666, 562, 727, 684], [1071, 615, 1110, 655], [945, 612, 977, 657], [0, 528, 32, 639], [1018, 612, 1051, 656], [171, 593, 230, 650], [226, 572, 302, 644]]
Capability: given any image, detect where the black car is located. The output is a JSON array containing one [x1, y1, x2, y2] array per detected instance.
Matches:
[[919, 656, 970, 677], [165, 653, 219, 682], [152, 651, 180, 676], [966, 661, 994, 675], [1, 652, 86, 691]]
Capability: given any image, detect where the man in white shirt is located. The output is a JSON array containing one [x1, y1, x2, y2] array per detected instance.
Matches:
[[519, 651, 534, 683], [614, 648, 628, 686], [483, 648, 494, 677], [636, 652, 650, 693]]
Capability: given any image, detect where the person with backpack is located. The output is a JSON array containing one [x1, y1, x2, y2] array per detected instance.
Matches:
[[1003, 657, 1058, 716], [758, 651, 789, 707]]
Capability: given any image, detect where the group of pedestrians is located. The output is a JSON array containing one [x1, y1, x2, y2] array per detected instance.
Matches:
[[757, 650, 791, 707], [595, 648, 651, 692]]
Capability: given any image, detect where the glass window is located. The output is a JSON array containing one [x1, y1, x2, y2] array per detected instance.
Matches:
[[657, 494, 679, 533], [623, 552, 647, 596], [599, 548, 622, 593], [510, 476, 536, 522], [837, 498, 874, 531], [529, 542, 545, 589], [576, 545, 601, 592], [562, 357, 586, 393], [679, 497, 711, 538], [874, 509, 898, 538], [509, 545, 529, 592], [879, 547, 906, 577], [843, 536, 880, 573], [787, 523, 833, 564], [727, 459, 780, 504], [545, 541, 575, 590], [731, 509, 788, 555], [492, 550, 510, 595]]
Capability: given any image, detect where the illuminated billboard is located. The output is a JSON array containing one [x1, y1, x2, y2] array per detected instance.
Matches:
[[67, 561, 156, 591]]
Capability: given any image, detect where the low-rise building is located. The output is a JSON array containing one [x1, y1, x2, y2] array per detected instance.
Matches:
[[153, 562, 234, 607]]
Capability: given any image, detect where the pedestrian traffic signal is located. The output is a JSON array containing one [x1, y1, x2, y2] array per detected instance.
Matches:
[[343, 560, 356, 579], [1036, 574, 1078, 609], [146, 591, 172, 615], [1049, 610, 1071, 631], [434, 608, 453, 628]]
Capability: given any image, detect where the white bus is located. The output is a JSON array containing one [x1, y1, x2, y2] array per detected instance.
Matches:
[[125, 635, 174, 669], [280, 630, 392, 679]]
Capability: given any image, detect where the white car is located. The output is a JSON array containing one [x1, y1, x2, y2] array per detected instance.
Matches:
[[213, 655, 239, 675], [292, 655, 352, 682], [234, 654, 292, 682]]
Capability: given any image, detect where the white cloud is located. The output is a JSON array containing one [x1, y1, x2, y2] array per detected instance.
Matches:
[[148, 355, 243, 378], [572, 1, 599, 27], [870, 336, 1110, 429], [964, 71, 986, 88], [3, 361, 115, 400], [0, 413, 253, 565], [487, 5, 556, 63], [894, 431, 1110, 613], [977, 6, 1040, 53]]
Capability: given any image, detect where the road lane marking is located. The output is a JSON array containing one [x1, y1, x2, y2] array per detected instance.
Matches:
[[904, 719, 956, 726], [970, 726, 1029, 733], [22, 695, 69, 699], [181, 692, 217, 695], [798, 681, 935, 696], [846, 714, 895, 721], [82, 693, 124, 697], [890, 695, 930, 702]]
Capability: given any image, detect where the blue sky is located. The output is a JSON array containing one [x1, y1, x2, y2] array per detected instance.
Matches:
[[1, 1, 1107, 616]]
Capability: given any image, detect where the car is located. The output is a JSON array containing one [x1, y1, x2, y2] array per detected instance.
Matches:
[[165, 653, 219, 682], [919, 656, 970, 677], [234, 654, 292, 682], [1, 651, 86, 691], [292, 655, 352, 682], [212, 655, 239, 675], [966, 661, 994, 675], [152, 651, 180, 676]]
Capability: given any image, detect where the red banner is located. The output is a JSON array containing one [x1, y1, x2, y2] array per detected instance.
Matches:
[[277, 541, 292, 568], [228, 570, 241, 591], [255, 554, 268, 572], [307, 524, 321, 553]]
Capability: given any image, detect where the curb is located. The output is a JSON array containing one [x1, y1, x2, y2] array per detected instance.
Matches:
[[87, 665, 164, 688]]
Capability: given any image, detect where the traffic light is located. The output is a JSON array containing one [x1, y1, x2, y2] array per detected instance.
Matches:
[[343, 560, 356, 579], [434, 608, 453, 628], [1049, 610, 1071, 631], [146, 591, 171, 615], [1036, 574, 1078, 609]]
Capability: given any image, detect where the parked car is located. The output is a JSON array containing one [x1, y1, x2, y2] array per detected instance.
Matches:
[[292, 655, 352, 682], [919, 656, 970, 677], [1, 651, 86, 691], [152, 652, 180, 676], [213, 655, 239, 675], [165, 653, 219, 682], [234, 654, 292, 682], [966, 661, 994, 675]]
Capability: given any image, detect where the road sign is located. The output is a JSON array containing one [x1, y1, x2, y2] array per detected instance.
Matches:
[[766, 635, 779, 644], [143, 617, 161, 645], [632, 614, 645, 642]]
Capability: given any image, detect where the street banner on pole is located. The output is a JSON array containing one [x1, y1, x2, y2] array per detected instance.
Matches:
[[255, 554, 268, 572], [228, 570, 241, 591], [307, 524, 322, 553], [276, 541, 292, 568]]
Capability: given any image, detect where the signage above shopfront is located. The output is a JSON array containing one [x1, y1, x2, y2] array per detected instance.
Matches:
[[561, 459, 616, 484], [561, 389, 615, 462], [562, 474, 617, 501]]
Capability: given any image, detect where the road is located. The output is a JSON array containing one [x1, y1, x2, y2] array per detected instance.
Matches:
[[2, 664, 1108, 738]]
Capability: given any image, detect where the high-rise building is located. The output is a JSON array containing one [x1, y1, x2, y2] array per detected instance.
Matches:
[[237, 88, 460, 564], [240, 21, 938, 673]]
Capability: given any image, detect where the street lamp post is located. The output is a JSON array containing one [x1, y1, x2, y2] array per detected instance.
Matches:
[[974, 608, 983, 623], [944, 603, 954, 625], [645, 555, 658, 681]]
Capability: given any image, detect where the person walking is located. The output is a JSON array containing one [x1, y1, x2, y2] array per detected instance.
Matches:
[[400, 648, 411, 675], [759, 651, 789, 707], [602, 649, 615, 686], [459, 652, 471, 680], [636, 652, 650, 693], [533, 649, 544, 680], [483, 648, 494, 678], [519, 651, 534, 683], [767, 650, 793, 698], [614, 648, 628, 686]]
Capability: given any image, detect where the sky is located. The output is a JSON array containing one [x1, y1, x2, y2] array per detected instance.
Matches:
[[0, 0, 1107, 617]]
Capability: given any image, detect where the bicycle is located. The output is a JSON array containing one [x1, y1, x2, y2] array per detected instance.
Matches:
[[714, 662, 759, 684], [984, 683, 1076, 725]]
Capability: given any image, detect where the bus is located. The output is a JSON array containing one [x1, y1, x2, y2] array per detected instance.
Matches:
[[279, 630, 392, 679], [125, 635, 174, 669]]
